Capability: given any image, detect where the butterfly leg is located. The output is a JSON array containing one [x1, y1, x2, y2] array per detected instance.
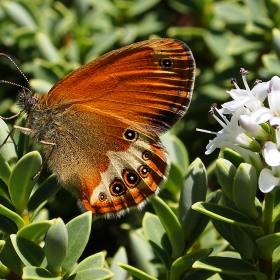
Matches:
[[0, 124, 31, 148], [0, 110, 24, 120]]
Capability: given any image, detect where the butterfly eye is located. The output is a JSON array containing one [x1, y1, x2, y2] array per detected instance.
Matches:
[[99, 192, 107, 201], [142, 151, 151, 160], [138, 165, 150, 178], [110, 180, 126, 196], [123, 170, 140, 188], [123, 129, 138, 142], [160, 58, 174, 68], [27, 96, 37, 106]]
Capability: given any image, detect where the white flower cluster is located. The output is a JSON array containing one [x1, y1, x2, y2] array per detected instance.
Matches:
[[199, 68, 280, 193]]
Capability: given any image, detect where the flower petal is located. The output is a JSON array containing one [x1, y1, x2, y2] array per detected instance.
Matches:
[[249, 107, 272, 124], [268, 76, 280, 112], [222, 98, 250, 111], [259, 168, 280, 193], [270, 117, 280, 127], [263, 141, 280, 166], [251, 81, 269, 103], [227, 89, 250, 99], [239, 115, 269, 140]]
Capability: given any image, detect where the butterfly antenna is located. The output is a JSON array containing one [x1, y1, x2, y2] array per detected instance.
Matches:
[[0, 53, 32, 91], [0, 53, 32, 120], [0, 79, 30, 92]]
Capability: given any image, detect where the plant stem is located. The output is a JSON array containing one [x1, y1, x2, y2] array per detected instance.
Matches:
[[260, 193, 275, 279], [263, 192, 275, 234]]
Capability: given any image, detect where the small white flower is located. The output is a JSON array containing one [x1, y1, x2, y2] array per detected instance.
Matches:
[[250, 76, 280, 126], [257, 127, 280, 193], [198, 71, 280, 194], [222, 69, 269, 114], [197, 107, 261, 155], [259, 167, 280, 193], [239, 115, 269, 141], [262, 127, 280, 166], [263, 142, 280, 166]]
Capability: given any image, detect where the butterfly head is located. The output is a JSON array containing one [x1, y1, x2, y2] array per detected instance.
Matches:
[[17, 89, 38, 112]]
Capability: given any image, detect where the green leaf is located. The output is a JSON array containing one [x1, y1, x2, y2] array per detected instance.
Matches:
[[273, 28, 280, 60], [35, 32, 60, 62], [178, 158, 208, 242], [272, 245, 280, 277], [129, 230, 158, 277], [211, 218, 236, 250], [22, 266, 61, 280], [164, 162, 184, 195], [0, 180, 10, 201], [214, 1, 249, 24], [0, 152, 11, 185], [110, 247, 128, 280], [161, 133, 189, 171], [62, 212, 92, 275], [151, 196, 185, 259], [169, 249, 212, 280], [9, 151, 42, 214], [192, 202, 264, 237], [85, 29, 123, 61], [216, 158, 236, 200], [11, 235, 45, 267], [70, 252, 105, 275], [127, 0, 161, 17], [193, 257, 266, 279], [137, 12, 164, 36], [167, 26, 205, 40], [185, 191, 221, 250], [244, 0, 270, 19], [0, 118, 18, 166], [232, 163, 258, 220], [0, 237, 23, 276], [204, 30, 232, 59], [32, 58, 66, 83], [0, 203, 25, 231], [262, 54, 280, 76], [256, 233, 280, 260], [67, 268, 114, 280], [143, 213, 171, 269], [12, 27, 36, 41], [30, 79, 54, 93], [0, 261, 10, 278], [28, 174, 61, 220], [17, 220, 53, 243], [13, 117, 28, 158], [227, 36, 265, 55], [231, 225, 256, 261], [273, 189, 280, 225], [0, 240, 5, 253], [2, 0, 36, 27], [45, 218, 68, 275], [118, 263, 157, 280]]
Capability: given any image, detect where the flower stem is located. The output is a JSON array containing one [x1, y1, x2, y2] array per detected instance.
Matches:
[[21, 209, 30, 225], [263, 192, 275, 234], [260, 194, 275, 279], [259, 259, 272, 280]]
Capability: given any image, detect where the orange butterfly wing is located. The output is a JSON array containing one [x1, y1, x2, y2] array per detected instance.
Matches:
[[34, 38, 195, 218], [46, 38, 195, 135]]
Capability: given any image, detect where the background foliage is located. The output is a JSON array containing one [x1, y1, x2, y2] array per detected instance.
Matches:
[[0, 0, 280, 279]]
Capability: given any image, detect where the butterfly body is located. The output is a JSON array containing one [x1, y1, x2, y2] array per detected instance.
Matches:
[[15, 38, 195, 218]]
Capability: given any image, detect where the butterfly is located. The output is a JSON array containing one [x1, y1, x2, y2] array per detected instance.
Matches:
[[1, 38, 195, 218]]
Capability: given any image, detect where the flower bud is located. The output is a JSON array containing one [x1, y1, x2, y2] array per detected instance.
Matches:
[[236, 133, 262, 152], [239, 115, 269, 141]]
